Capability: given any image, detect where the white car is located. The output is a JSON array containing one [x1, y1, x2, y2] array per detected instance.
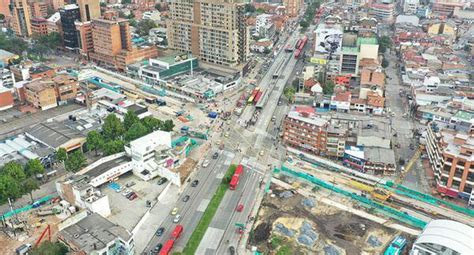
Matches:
[[202, 160, 210, 168], [122, 189, 131, 196], [173, 214, 181, 223]]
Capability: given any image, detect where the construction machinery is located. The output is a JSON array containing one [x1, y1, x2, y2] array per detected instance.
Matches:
[[34, 224, 51, 248]]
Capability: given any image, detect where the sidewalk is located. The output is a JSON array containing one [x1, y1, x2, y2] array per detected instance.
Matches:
[[133, 184, 179, 254]]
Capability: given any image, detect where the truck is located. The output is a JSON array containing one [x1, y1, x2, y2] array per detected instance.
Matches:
[[15, 244, 32, 255], [229, 165, 244, 190], [384, 235, 407, 255]]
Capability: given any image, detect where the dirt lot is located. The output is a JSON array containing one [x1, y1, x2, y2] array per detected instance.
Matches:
[[0, 205, 62, 254], [248, 184, 413, 255]]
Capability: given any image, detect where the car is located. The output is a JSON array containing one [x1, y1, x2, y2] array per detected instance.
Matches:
[[191, 180, 199, 187], [171, 207, 178, 215], [229, 246, 236, 255], [224, 132, 229, 137], [202, 160, 210, 168], [259, 150, 264, 156], [173, 214, 181, 223], [126, 191, 135, 199], [125, 181, 136, 188], [157, 177, 168, 185], [153, 244, 163, 253], [128, 192, 138, 200], [122, 189, 131, 196], [182, 195, 190, 202], [212, 152, 219, 159], [155, 227, 165, 236]]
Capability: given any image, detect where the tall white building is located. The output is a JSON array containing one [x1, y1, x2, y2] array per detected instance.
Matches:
[[403, 0, 419, 14]]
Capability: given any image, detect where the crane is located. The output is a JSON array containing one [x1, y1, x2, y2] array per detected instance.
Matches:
[[34, 224, 51, 248]]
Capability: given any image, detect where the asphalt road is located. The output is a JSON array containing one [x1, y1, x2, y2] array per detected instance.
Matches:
[[198, 157, 264, 255], [384, 51, 430, 193], [144, 149, 235, 253]]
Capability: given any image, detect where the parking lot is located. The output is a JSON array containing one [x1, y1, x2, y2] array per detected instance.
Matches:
[[102, 173, 168, 231]]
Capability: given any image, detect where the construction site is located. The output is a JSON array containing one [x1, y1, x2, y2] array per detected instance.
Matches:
[[0, 196, 65, 254], [247, 150, 474, 254]]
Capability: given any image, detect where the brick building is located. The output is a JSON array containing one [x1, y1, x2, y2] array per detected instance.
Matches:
[[282, 108, 328, 155], [0, 87, 14, 111], [89, 14, 158, 70], [425, 123, 474, 200], [25, 80, 57, 110], [30, 65, 56, 80], [51, 74, 78, 101], [30, 2, 48, 18], [31, 18, 49, 36]]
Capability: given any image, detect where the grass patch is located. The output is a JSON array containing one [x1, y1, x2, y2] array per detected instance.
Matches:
[[277, 245, 292, 255], [181, 164, 237, 254]]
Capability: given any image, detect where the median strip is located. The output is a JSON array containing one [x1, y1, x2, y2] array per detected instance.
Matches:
[[180, 164, 237, 255]]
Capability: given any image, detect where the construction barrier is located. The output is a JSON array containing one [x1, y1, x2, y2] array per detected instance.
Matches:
[[275, 166, 428, 229], [1, 195, 54, 220]]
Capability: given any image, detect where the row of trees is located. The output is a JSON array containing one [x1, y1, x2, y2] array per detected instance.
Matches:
[[300, 0, 321, 29], [86, 112, 175, 156], [0, 159, 44, 204], [0, 31, 62, 61]]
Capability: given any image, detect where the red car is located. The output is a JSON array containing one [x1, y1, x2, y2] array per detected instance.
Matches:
[[128, 192, 138, 200]]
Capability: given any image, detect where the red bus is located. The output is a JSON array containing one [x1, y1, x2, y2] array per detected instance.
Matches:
[[159, 239, 175, 255], [294, 49, 301, 59], [172, 225, 184, 239], [230, 165, 244, 190]]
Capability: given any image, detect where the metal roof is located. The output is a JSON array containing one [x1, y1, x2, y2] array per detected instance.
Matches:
[[413, 220, 474, 255]]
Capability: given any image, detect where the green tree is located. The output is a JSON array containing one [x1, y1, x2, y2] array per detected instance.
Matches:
[[30, 241, 68, 255], [299, 20, 309, 28], [123, 110, 140, 131], [464, 44, 472, 52], [378, 35, 392, 53], [155, 3, 164, 11], [24, 159, 45, 177], [142, 116, 162, 132], [56, 148, 68, 168], [244, 3, 256, 13], [136, 19, 157, 36], [65, 150, 86, 173], [125, 122, 149, 141], [0, 33, 28, 55], [0, 14, 5, 20], [162, 120, 175, 132], [283, 87, 296, 102], [86, 131, 104, 155], [102, 114, 125, 140], [382, 58, 389, 68], [103, 140, 125, 155], [323, 80, 335, 95], [22, 178, 39, 203], [0, 175, 22, 200], [2, 161, 26, 181], [100, 2, 106, 7], [122, 0, 131, 4]]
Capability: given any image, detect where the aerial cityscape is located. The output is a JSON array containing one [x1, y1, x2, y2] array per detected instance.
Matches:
[[0, 0, 473, 254]]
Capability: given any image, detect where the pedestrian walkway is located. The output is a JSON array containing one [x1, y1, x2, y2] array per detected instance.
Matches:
[[133, 184, 179, 253]]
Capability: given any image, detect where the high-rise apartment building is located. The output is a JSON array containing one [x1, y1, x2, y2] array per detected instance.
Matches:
[[167, 0, 248, 70], [75, 21, 94, 58], [0, 0, 11, 18], [432, 0, 466, 16], [89, 16, 132, 66], [77, 0, 100, 22], [283, 0, 302, 17], [60, 4, 81, 49], [11, 0, 32, 37], [30, 2, 48, 18]]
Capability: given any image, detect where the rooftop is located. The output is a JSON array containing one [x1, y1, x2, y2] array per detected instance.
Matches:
[[364, 147, 396, 165], [30, 65, 53, 75], [59, 213, 131, 253], [357, 37, 378, 46], [85, 155, 131, 179], [287, 110, 328, 127], [26, 121, 85, 149]]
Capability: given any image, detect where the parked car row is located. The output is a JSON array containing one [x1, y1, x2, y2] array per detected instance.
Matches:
[[122, 189, 138, 201]]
